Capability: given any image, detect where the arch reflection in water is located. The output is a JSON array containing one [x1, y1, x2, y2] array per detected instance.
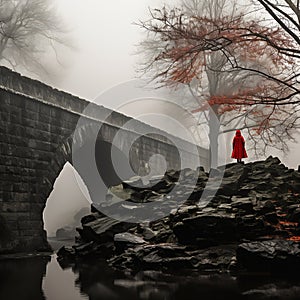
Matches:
[[57, 258, 243, 300], [0, 255, 50, 300], [43, 255, 87, 300], [2, 253, 300, 299]]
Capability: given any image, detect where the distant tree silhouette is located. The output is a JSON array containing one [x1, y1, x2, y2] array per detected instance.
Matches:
[[0, 0, 70, 75]]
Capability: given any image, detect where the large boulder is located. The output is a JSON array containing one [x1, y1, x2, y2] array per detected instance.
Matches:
[[114, 232, 147, 253], [172, 212, 237, 246], [237, 240, 300, 273], [77, 215, 134, 243]]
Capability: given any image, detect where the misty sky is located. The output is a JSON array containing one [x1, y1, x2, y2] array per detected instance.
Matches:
[[51, 0, 171, 99], [43, 0, 300, 235]]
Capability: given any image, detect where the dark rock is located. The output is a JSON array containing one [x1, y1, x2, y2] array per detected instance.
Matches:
[[218, 195, 232, 203], [136, 223, 157, 241], [73, 207, 90, 224], [129, 190, 154, 203], [170, 205, 199, 220], [108, 243, 187, 271], [165, 169, 180, 182], [243, 285, 300, 300], [77, 215, 135, 244], [288, 181, 300, 193], [216, 164, 250, 196], [172, 212, 237, 246], [91, 204, 107, 214], [238, 183, 257, 196], [56, 156, 300, 275], [237, 240, 300, 273], [287, 207, 300, 222], [219, 180, 239, 196], [73, 241, 100, 256], [180, 168, 199, 180], [231, 196, 253, 214], [81, 212, 101, 225], [255, 200, 276, 215], [56, 226, 76, 239], [57, 246, 75, 259], [209, 168, 222, 177], [197, 166, 205, 173], [57, 237, 118, 260], [236, 214, 271, 240], [265, 156, 281, 167], [108, 243, 236, 272], [255, 181, 272, 192], [148, 218, 175, 243], [263, 212, 278, 224], [254, 192, 277, 202], [149, 178, 175, 193], [293, 169, 300, 177], [217, 203, 233, 212], [186, 188, 203, 203], [122, 177, 144, 191], [248, 172, 272, 182], [114, 232, 147, 252]]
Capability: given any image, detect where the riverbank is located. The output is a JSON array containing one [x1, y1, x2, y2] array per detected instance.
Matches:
[[58, 156, 300, 277]]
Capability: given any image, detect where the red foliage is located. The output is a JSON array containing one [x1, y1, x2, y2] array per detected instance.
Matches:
[[138, 4, 299, 150]]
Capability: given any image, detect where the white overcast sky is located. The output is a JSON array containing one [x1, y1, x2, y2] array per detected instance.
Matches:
[[51, 0, 172, 99]]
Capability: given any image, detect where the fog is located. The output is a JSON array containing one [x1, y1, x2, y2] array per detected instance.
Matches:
[[43, 0, 300, 236]]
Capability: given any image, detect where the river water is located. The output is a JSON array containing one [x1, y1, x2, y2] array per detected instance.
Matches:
[[0, 238, 300, 300]]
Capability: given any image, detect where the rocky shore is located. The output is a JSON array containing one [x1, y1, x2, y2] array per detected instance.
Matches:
[[57, 156, 300, 276]]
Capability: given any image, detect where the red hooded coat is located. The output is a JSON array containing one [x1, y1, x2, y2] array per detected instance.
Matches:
[[231, 130, 248, 159]]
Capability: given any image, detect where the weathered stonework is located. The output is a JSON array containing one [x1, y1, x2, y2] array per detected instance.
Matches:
[[0, 67, 209, 253]]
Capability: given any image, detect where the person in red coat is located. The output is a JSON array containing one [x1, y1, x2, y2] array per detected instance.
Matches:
[[231, 129, 248, 163]]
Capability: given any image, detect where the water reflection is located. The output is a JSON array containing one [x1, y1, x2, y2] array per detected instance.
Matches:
[[0, 255, 50, 300], [43, 255, 88, 300], [0, 250, 300, 300], [67, 260, 242, 300], [59, 258, 300, 300]]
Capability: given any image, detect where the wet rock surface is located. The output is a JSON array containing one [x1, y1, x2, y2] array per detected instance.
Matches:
[[237, 239, 300, 273], [57, 156, 300, 279]]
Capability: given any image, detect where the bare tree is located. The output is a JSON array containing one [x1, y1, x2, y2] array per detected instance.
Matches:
[[136, 0, 300, 167], [255, 0, 300, 48], [231, 0, 300, 107], [0, 0, 69, 75]]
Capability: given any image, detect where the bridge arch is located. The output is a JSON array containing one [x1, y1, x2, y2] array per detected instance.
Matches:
[[0, 66, 208, 253], [43, 162, 91, 239]]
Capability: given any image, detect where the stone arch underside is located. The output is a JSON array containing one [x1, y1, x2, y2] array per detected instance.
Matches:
[[12, 122, 181, 252], [36, 130, 137, 252]]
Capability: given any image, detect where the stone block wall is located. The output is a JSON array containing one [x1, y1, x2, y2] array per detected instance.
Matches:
[[0, 88, 77, 252]]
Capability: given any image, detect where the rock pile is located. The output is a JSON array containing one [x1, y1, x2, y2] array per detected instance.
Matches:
[[57, 156, 300, 275]]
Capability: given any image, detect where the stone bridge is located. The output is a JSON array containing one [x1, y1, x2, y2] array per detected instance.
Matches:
[[0, 67, 209, 253]]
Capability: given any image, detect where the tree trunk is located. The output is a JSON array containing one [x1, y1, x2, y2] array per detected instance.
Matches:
[[208, 105, 220, 169]]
